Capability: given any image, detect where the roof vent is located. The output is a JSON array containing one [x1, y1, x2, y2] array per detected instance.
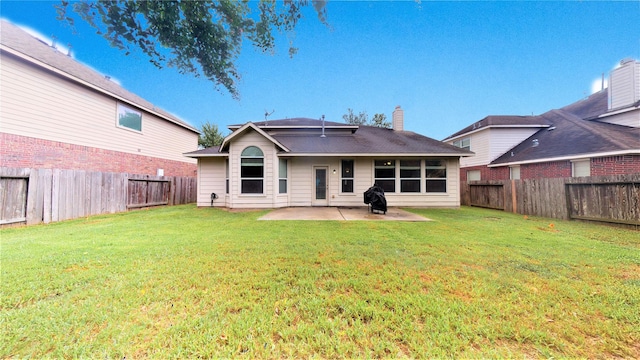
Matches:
[[532, 139, 539, 147], [547, 126, 556, 131]]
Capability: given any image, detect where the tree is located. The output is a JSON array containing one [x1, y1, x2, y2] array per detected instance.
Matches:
[[370, 113, 391, 128], [342, 108, 368, 125], [342, 109, 391, 128], [198, 121, 225, 149], [56, 0, 328, 99]]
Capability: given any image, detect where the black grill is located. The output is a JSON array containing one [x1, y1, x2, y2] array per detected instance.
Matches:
[[364, 184, 387, 214]]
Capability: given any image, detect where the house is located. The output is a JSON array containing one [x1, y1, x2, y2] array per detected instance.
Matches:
[[185, 106, 473, 209], [443, 58, 640, 181], [0, 20, 199, 177]]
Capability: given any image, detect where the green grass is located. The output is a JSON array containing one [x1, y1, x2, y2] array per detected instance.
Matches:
[[1, 205, 639, 358]]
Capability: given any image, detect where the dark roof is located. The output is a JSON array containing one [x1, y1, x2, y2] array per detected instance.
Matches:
[[443, 115, 552, 140], [0, 20, 198, 133], [229, 117, 357, 129], [560, 90, 609, 120], [273, 125, 471, 155], [491, 91, 639, 165], [184, 146, 223, 157], [186, 119, 473, 157]]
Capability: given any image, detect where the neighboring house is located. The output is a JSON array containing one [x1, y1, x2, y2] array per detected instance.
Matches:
[[0, 20, 199, 177], [444, 58, 640, 181], [185, 107, 473, 209]]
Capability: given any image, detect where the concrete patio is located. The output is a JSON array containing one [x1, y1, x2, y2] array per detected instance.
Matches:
[[258, 207, 430, 221]]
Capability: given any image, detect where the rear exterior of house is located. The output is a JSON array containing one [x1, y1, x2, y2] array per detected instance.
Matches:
[[444, 58, 640, 181], [186, 108, 472, 209], [0, 20, 199, 177]]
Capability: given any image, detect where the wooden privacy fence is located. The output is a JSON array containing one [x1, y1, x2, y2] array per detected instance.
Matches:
[[462, 174, 640, 226], [0, 167, 196, 226]]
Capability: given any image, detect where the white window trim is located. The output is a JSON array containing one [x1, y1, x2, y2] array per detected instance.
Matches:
[[240, 146, 264, 194], [571, 159, 591, 177], [340, 159, 355, 194], [116, 103, 142, 133]]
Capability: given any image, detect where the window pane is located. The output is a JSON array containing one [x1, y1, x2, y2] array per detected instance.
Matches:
[[425, 159, 444, 167], [375, 160, 395, 167], [467, 170, 481, 181], [401, 179, 420, 192], [400, 160, 420, 167], [341, 160, 353, 178], [400, 168, 421, 178], [241, 158, 263, 165], [279, 159, 287, 178], [241, 166, 263, 178], [241, 146, 263, 157], [377, 180, 395, 193], [376, 168, 395, 178], [342, 179, 353, 193], [242, 180, 263, 193], [426, 168, 446, 178], [426, 179, 446, 193], [117, 104, 142, 131], [279, 179, 287, 194]]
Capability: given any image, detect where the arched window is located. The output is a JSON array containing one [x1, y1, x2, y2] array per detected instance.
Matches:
[[241, 146, 264, 194]]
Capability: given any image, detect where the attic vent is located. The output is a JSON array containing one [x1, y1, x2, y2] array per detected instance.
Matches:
[[532, 139, 539, 147]]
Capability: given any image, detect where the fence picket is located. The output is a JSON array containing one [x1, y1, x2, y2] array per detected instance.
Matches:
[[1, 167, 196, 226], [462, 175, 640, 226]]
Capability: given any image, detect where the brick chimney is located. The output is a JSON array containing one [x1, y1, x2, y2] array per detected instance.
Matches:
[[392, 105, 404, 131]]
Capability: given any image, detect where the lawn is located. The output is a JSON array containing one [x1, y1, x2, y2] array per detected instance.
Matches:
[[1, 205, 639, 358]]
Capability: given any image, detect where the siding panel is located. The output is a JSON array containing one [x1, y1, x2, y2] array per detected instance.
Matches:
[[1, 53, 197, 165]]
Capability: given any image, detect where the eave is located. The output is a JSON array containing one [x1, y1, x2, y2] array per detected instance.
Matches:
[[443, 124, 550, 142]]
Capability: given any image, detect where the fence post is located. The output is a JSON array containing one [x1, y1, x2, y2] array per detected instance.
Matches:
[[511, 179, 517, 214]]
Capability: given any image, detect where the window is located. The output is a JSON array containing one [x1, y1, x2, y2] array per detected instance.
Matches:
[[572, 159, 590, 177], [453, 138, 470, 151], [225, 158, 229, 194], [509, 166, 520, 180], [240, 146, 264, 194], [279, 158, 288, 194], [117, 103, 142, 132], [374, 160, 396, 192], [400, 160, 421, 192], [467, 170, 481, 181], [425, 159, 447, 193], [341, 160, 354, 193]]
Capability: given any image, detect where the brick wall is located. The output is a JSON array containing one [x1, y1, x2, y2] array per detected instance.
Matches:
[[591, 155, 640, 176], [520, 161, 572, 179], [461, 155, 639, 181], [1, 133, 196, 177], [459, 165, 509, 182]]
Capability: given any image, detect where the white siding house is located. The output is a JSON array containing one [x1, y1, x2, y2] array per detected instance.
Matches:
[[186, 110, 472, 209]]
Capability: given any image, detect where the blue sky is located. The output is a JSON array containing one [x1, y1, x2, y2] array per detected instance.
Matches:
[[2, 1, 639, 140]]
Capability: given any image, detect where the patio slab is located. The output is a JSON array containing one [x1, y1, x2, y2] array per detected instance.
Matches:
[[258, 207, 430, 221]]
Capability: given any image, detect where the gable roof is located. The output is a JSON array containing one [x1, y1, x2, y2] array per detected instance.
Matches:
[[220, 122, 290, 152], [0, 20, 199, 134], [490, 91, 640, 166], [185, 118, 473, 158]]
